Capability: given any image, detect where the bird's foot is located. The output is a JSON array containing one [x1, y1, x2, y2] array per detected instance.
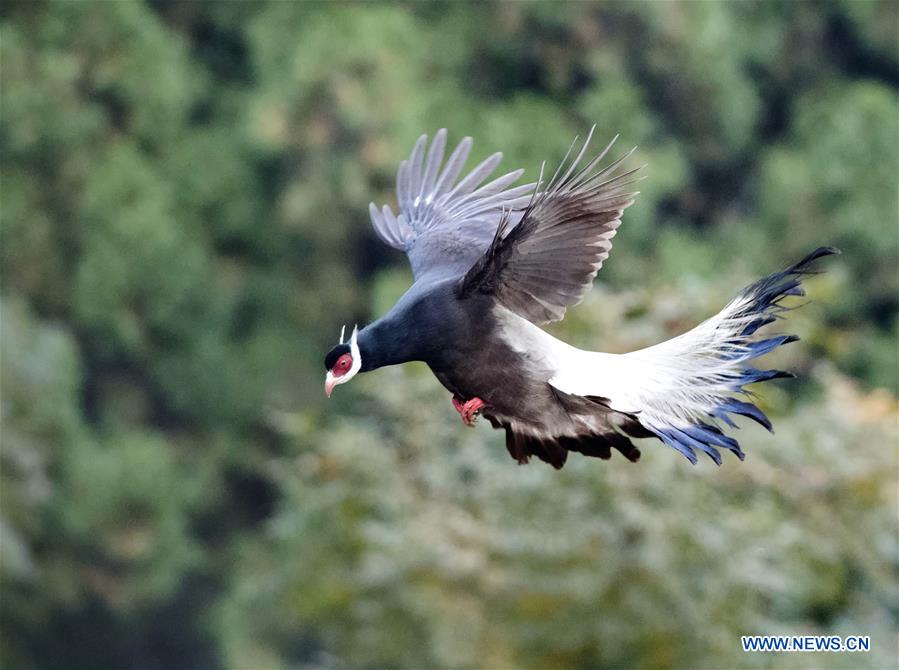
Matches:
[[452, 395, 486, 426]]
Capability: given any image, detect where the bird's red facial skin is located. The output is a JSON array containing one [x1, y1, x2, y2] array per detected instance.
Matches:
[[331, 353, 353, 378]]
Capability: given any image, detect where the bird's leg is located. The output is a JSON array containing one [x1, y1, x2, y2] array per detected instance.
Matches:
[[451, 394, 466, 417], [461, 397, 485, 425], [452, 394, 485, 426]]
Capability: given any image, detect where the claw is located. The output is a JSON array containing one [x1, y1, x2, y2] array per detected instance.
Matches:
[[452, 395, 485, 426]]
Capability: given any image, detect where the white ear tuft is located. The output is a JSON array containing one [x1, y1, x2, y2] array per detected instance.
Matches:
[[339, 325, 346, 344], [347, 324, 362, 378]]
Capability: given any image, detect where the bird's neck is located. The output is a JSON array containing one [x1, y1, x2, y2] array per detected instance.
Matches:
[[357, 317, 419, 372]]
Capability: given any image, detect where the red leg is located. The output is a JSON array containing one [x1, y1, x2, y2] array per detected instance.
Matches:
[[452, 394, 466, 417]]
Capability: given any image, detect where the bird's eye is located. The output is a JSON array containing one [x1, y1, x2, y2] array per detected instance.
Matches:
[[333, 354, 352, 372]]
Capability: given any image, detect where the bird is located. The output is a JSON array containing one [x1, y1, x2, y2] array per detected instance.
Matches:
[[323, 127, 837, 469]]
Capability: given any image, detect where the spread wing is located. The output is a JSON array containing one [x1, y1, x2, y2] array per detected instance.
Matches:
[[369, 130, 535, 286], [458, 128, 641, 324]]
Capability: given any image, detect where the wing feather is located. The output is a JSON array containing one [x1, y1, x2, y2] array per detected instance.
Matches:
[[432, 136, 472, 196], [458, 129, 640, 324], [449, 152, 504, 198], [407, 135, 426, 197], [370, 130, 535, 284], [420, 128, 446, 197]]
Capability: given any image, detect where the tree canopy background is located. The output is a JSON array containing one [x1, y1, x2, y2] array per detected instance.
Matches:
[[1, 1, 897, 668]]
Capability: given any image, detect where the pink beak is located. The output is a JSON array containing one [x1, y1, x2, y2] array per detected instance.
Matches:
[[325, 374, 337, 398]]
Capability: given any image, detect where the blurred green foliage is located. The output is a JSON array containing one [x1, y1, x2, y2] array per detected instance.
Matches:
[[1, 1, 897, 669]]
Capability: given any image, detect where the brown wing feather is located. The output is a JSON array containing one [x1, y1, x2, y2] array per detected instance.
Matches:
[[503, 426, 641, 469], [458, 129, 641, 324]]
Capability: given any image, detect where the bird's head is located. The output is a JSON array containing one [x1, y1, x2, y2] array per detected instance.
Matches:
[[324, 325, 361, 397]]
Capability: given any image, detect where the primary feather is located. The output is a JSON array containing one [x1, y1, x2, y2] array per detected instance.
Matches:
[[459, 126, 641, 323], [369, 129, 535, 285]]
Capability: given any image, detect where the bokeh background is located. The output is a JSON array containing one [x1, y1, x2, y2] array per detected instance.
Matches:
[[2, 1, 898, 668]]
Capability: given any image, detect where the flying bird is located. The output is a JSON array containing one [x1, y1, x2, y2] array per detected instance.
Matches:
[[324, 128, 837, 468]]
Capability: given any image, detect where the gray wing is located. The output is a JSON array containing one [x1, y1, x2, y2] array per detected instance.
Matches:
[[458, 128, 641, 324], [369, 130, 535, 285]]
